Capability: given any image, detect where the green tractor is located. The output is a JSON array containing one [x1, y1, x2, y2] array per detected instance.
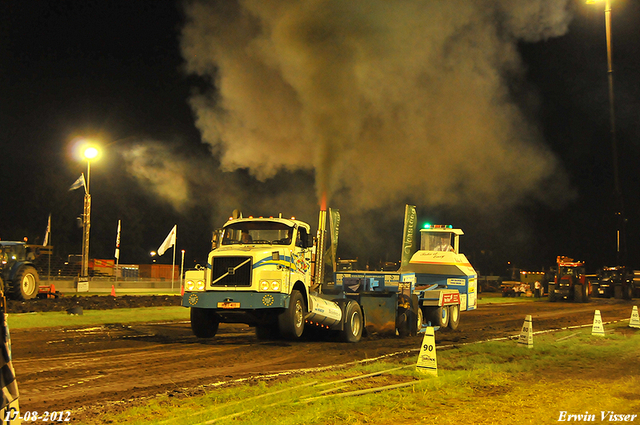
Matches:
[[0, 241, 41, 300]]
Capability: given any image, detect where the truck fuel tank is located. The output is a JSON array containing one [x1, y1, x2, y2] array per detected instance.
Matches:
[[306, 294, 343, 328]]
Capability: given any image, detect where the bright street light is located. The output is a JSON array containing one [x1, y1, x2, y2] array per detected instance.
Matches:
[[78, 143, 100, 278], [587, 0, 625, 264], [83, 146, 99, 160]]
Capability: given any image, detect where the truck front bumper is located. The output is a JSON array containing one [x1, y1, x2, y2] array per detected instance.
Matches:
[[182, 291, 289, 310]]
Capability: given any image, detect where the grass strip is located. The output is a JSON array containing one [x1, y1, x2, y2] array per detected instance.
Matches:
[[7, 306, 189, 329], [477, 295, 540, 304]]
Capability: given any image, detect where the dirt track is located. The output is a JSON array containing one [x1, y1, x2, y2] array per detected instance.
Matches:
[[9, 296, 639, 423]]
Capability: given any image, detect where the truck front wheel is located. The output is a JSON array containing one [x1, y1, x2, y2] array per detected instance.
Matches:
[[279, 290, 305, 339], [13, 265, 39, 300], [190, 307, 219, 338], [340, 301, 363, 343]]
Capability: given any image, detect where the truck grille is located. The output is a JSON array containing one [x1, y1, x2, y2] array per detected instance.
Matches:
[[211, 256, 252, 287]]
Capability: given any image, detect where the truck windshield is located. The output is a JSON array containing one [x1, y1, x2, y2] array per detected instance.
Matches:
[[559, 266, 584, 276], [421, 233, 453, 252], [560, 267, 573, 276], [222, 222, 294, 245]]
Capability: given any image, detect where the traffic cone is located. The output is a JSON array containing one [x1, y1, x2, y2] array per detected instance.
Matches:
[[110, 285, 116, 297], [592, 310, 605, 336], [518, 315, 533, 348], [629, 306, 640, 329], [416, 326, 437, 376]]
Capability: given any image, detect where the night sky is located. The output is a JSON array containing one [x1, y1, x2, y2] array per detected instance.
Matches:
[[1, 1, 639, 276]]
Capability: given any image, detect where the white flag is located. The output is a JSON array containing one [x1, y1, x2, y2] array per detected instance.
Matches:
[[43, 214, 51, 246], [115, 220, 121, 260], [158, 225, 177, 256], [69, 174, 86, 192]]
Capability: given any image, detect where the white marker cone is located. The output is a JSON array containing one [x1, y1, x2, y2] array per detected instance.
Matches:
[[629, 306, 640, 329], [592, 310, 605, 336], [518, 315, 533, 348], [416, 326, 437, 376]]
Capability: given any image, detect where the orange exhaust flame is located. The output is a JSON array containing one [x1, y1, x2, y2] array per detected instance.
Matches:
[[320, 192, 327, 211]]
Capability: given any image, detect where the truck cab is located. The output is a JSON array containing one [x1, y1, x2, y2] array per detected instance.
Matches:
[[183, 217, 314, 335], [182, 212, 364, 343]]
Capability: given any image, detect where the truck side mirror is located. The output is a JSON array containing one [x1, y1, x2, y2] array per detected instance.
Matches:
[[211, 229, 222, 250]]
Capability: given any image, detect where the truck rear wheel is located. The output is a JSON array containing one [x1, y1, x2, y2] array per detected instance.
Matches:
[[416, 308, 424, 332], [340, 301, 363, 343], [581, 283, 589, 302], [448, 304, 460, 330], [548, 284, 556, 302], [431, 306, 449, 328], [279, 290, 305, 339], [574, 284, 584, 303], [396, 294, 414, 337], [190, 307, 219, 338], [614, 285, 623, 299], [13, 265, 39, 300]]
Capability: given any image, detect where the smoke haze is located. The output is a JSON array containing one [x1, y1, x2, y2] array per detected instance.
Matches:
[[120, 0, 577, 267], [180, 0, 574, 212]]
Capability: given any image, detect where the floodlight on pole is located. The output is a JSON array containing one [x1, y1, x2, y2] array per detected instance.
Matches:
[[79, 143, 100, 278], [587, 0, 625, 265]]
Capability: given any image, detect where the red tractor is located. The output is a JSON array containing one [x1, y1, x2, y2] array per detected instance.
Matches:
[[548, 256, 590, 303]]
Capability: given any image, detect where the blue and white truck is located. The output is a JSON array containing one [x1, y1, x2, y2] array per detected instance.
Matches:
[[182, 204, 477, 341]]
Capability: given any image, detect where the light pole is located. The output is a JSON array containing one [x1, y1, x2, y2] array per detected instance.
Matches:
[[81, 146, 99, 278], [587, 0, 624, 265]]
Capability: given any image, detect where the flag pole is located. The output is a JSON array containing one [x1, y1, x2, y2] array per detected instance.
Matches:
[[180, 249, 185, 292], [44, 213, 52, 282], [48, 219, 51, 283], [171, 227, 177, 292], [114, 220, 121, 283], [157, 224, 177, 291]]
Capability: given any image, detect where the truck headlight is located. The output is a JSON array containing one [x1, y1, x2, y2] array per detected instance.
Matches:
[[186, 280, 205, 291], [260, 279, 281, 291], [185, 280, 195, 291], [271, 280, 281, 291]]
